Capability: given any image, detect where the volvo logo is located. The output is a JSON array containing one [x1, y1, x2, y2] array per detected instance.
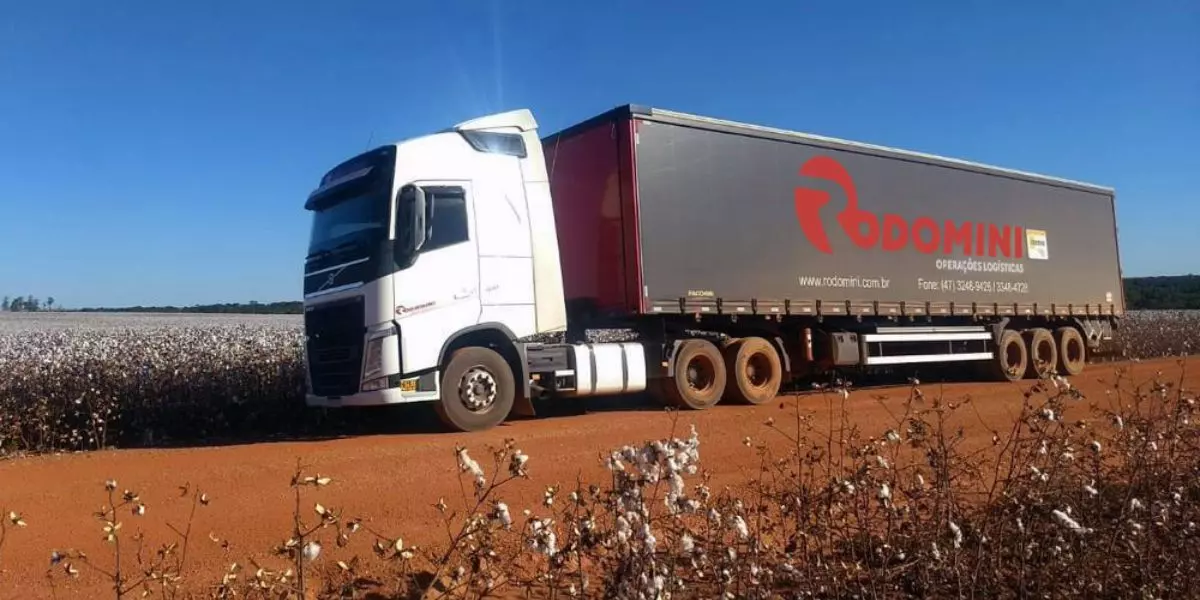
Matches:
[[316, 266, 348, 292]]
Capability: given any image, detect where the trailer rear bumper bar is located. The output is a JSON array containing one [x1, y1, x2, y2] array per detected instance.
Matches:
[[864, 352, 993, 366], [861, 332, 992, 343]]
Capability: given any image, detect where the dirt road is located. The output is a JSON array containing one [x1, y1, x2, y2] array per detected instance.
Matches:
[[0, 357, 1193, 598]]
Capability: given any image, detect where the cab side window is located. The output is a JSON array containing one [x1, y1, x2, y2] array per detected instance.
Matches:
[[423, 187, 469, 251]]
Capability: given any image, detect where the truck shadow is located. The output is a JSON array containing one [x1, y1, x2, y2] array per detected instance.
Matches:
[[106, 361, 1072, 452], [525, 364, 979, 421], [124, 403, 453, 451], [516, 360, 1003, 422], [106, 395, 660, 453]]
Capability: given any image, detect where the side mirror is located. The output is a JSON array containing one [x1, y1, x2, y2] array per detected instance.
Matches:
[[397, 185, 427, 255], [412, 186, 427, 252]]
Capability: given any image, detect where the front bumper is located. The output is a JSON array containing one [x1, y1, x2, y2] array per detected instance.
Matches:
[[303, 296, 428, 405], [305, 323, 441, 407], [306, 384, 439, 407]]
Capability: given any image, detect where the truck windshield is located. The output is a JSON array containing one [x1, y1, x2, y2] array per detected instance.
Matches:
[[307, 193, 387, 257]]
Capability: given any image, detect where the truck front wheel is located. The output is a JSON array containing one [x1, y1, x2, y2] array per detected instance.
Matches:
[[723, 337, 782, 405], [435, 347, 515, 432], [661, 339, 726, 410]]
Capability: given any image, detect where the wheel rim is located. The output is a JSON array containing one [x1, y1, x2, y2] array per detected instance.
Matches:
[[1004, 340, 1023, 371], [1065, 337, 1084, 364], [685, 354, 716, 393], [459, 367, 498, 413], [745, 352, 774, 389], [1035, 339, 1054, 365]]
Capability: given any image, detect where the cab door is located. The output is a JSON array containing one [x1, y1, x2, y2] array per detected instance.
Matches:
[[393, 181, 481, 373]]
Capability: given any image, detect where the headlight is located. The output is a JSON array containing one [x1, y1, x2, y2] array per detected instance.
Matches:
[[363, 336, 385, 380], [360, 323, 400, 393]]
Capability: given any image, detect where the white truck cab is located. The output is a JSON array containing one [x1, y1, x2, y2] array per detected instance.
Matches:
[[302, 110, 641, 431]]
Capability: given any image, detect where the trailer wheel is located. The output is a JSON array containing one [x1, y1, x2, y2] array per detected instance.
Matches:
[[723, 337, 782, 405], [435, 347, 515, 432], [1023, 328, 1058, 379], [988, 329, 1028, 382], [661, 339, 726, 410], [1055, 326, 1087, 376]]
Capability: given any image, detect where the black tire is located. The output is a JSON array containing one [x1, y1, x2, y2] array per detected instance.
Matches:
[[435, 347, 516, 432], [722, 337, 782, 405], [988, 329, 1028, 382], [661, 339, 726, 410], [1023, 327, 1058, 379], [1055, 326, 1087, 376]]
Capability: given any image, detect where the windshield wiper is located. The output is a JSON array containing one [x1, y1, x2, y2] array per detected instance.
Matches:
[[306, 240, 357, 261]]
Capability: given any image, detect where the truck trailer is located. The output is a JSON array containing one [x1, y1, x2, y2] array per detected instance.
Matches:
[[301, 105, 1124, 432]]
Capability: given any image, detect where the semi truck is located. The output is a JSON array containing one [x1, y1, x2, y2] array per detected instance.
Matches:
[[301, 104, 1124, 432]]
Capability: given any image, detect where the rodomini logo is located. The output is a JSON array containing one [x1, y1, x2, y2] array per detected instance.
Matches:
[[792, 155, 1029, 259]]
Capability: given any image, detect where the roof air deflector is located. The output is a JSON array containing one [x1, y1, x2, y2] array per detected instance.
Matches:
[[453, 109, 538, 133]]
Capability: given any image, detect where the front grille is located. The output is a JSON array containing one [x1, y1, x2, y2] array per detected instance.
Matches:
[[304, 298, 365, 397]]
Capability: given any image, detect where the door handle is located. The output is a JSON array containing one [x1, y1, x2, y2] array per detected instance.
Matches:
[[453, 289, 473, 300]]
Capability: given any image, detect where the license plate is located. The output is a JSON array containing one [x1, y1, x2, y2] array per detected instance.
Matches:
[[399, 379, 418, 392]]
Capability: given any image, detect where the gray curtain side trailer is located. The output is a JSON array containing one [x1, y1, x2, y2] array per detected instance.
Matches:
[[535, 105, 1122, 410]]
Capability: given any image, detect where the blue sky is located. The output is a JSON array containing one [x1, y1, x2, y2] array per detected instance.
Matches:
[[0, 1, 1196, 308]]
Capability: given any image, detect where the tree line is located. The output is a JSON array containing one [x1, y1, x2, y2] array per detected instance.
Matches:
[[1, 297, 300, 314], [2, 296, 55, 312], [1122, 275, 1200, 310], [75, 300, 304, 314], [4, 276, 1200, 315]]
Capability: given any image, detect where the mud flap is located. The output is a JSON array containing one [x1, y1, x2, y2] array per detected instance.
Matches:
[[511, 393, 537, 417]]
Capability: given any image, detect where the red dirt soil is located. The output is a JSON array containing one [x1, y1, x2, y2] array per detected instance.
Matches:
[[0, 357, 1194, 599]]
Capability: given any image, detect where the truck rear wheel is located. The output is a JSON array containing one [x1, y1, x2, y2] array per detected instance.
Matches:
[[722, 337, 782, 405], [435, 347, 515, 432], [1023, 328, 1058, 379], [661, 339, 726, 410], [1055, 326, 1086, 376], [988, 329, 1028, 382]]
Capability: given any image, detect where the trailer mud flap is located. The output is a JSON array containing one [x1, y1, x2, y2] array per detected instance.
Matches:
[[990, 318, 1011, 344], [1074, 317, 1115, 347], [772, 335, 792, 374], [663, 340, 685, 378]]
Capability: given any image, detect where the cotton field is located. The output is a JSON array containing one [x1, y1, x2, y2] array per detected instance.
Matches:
[[1, 310, 1198, 455], [1109, 309, 1200, 358], [2, 311, 1200, 598], [0, 312, 306, 453]]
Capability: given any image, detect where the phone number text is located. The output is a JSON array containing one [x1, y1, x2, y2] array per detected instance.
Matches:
[[917, 278, 1030, 294]]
